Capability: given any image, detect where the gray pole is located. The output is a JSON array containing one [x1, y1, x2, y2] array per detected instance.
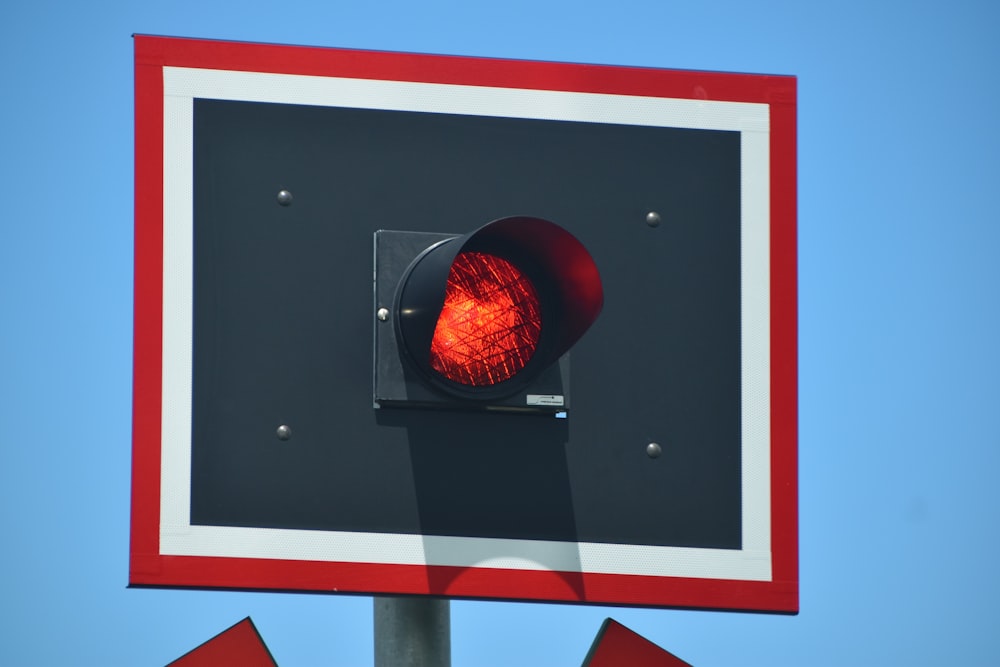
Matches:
[[373, 596, 451, 667]]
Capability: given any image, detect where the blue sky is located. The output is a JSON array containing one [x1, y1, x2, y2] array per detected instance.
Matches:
[[2, 1, 998, 665]]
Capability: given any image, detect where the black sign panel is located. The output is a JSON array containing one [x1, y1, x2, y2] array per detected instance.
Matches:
[[189, 98, 742, 550]]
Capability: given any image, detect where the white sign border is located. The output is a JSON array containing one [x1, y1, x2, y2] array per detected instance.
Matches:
[[159, 66, 772, 582]]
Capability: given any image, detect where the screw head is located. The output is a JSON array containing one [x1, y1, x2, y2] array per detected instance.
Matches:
[[645, 211, 662, 227], [277, 189, 293, 206], [376, 307, 390, 322], [276, 424, 292, 441], [646, 442, 662, 458]]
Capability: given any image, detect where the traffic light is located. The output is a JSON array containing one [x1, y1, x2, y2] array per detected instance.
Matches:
[[374, 216, 603, 413]]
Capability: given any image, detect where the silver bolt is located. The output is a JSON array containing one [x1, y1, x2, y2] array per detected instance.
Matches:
[[276, 424, 292, 441], [376, 307, 390, 322], [645, 211, 662, 227], [277, 189, 293, 206], [646, 442, 662, 458]]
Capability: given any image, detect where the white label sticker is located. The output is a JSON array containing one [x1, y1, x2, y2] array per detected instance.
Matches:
[[527, 394, 565, 406]]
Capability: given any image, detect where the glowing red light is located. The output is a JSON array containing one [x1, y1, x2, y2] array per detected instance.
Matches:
[[429, 252, 542, 386]]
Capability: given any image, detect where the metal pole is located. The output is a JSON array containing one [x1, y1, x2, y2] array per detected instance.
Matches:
[[374, 596, 451, 667]]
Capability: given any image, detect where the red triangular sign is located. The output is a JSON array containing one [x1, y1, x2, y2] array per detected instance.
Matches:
[[583, 618, 692, 667], [168, 617, 277, 667]]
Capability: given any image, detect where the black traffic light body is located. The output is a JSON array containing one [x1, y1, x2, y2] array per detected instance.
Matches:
[[375, 216, 603, 412]]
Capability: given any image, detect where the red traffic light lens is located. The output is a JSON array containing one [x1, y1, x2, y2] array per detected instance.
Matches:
[[429, 251, 542, 386]]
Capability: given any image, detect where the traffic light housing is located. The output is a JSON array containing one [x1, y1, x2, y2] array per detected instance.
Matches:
[[374, 216, 603, 413]]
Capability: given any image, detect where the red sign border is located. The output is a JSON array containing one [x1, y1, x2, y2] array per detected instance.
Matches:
[[131, 34, 797, 613]]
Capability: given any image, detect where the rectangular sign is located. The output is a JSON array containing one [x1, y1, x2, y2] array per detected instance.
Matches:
[[131, 34, 797, 612]]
